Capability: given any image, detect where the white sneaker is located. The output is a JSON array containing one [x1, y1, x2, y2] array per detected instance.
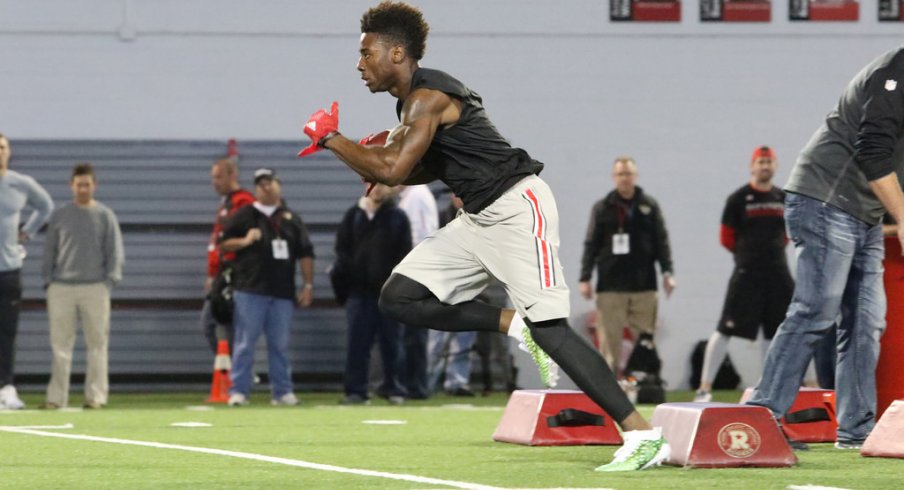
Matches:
[[271, 393, 299, 406], [227, 393, 249, 406], [595, 427, 671, 472], [0, 385, 25, 410], [693, 389, 712, 403]]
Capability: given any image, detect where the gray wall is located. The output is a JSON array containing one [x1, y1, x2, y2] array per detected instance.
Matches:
[[2, 0, 901, 388]]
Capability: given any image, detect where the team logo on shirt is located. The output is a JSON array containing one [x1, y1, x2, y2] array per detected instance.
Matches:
[[887, 79, 898, 91], [639, 204, 652, 215]]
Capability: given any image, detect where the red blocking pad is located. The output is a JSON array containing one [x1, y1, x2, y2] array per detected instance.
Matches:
[[492, 390, 623, 446], [651, 402, 797, 467], [862, 399, 904, 458], [739, 387, 837, 443]]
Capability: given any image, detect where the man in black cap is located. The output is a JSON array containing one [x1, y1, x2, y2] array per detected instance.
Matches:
[[220, 168, 315, 406]]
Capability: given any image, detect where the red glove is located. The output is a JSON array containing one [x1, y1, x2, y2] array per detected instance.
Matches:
[[298, 101, 340, 157]]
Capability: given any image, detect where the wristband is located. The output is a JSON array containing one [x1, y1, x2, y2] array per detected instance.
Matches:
[[303, 283, 313, 290], [319, 131, 341, 148]]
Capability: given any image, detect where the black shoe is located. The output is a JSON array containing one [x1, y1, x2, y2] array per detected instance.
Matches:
[[339, 394, 370, 406], [785, 436, 810, 451], [448, 387, 476, 397]]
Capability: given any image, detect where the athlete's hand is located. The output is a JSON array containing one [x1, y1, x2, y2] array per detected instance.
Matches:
[[298, 101, 340, 157], [578, 281, 593, 300]]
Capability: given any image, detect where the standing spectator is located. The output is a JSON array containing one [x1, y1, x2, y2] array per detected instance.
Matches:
[[41, 163, 124, 409], [202, 159, 254, 353], [694, 146, 793, 402], [220, 168, 314, 406], [579, 156, 676, 375], [396, 184, 438, 399], [0, 133, 53, 410], [747, 47, 904, 450], [335, 182, 412, 405], [427, 192, 477, 396]]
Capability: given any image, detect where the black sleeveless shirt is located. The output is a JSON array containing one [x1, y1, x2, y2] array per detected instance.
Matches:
[[396, 68, 544, 213]]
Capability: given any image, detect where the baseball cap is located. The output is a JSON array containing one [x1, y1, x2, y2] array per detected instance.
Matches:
[[254, 168, 278, 184], [751, 145, 777, 161]]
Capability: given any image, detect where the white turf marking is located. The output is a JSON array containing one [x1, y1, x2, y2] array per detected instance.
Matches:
[[0, 426, 504, 490], [170, 422, 212, 428], [59, 407, 84, 413], [787, 486, 854, 490], [0, 423, 73, 430], [362, 420, 407, 425], [184, 405, 215, 412]]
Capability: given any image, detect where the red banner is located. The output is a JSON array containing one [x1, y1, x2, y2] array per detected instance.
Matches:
[[702, 0, 771, 21], [612, 0, 682, 21], [790, 0, 859, 21], [879, 0, 904, 20]]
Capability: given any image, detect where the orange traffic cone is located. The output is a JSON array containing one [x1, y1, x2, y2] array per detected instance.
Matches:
[[206, 340, 232, 403]]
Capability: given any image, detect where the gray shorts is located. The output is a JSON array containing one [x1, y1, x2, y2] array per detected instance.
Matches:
[[393, 175, 570, 322]]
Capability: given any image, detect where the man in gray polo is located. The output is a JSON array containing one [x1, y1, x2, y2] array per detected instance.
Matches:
[[41, 163, 124, 409], [0, 133, 54, 410], [746, 46, 904, 450]]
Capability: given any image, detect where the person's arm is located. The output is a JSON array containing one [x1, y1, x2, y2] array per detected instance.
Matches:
[[294, 217, 315, 307], [41, 213, 58, 287], [320, 89, 459, 186], [219, 208, 258, 252], [857, 58, 904, 250], [297, 256, 314, 307], [719, 193, 740, 252], [578, 202, 603, 299], [653, 200, 676, 297], [21, 176, 54, 241], [870, 174, 904, 252], [221, 230, 261, 252], [104, 209, 125, 287]]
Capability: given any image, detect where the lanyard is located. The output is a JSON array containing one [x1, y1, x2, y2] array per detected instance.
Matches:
[[615, 200, 632, 233]]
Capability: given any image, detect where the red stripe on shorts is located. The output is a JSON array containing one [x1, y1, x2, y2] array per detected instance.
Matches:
[[524, 188, 552, 289]]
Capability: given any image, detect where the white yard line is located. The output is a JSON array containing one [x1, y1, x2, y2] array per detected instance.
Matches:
[[0, 425, 503, 490], [787, 485, 854, 490]]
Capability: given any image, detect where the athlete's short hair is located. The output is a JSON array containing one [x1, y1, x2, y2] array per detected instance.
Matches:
[[71, 162, 96, 182], [360, 1, 429, 61]]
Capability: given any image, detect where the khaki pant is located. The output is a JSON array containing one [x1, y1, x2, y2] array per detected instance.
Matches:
[[45, 282, 110, 407], [595, 291, 657, 373]]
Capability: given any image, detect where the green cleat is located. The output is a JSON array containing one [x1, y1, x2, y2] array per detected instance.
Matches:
[[595, 428, 670, 472], [518, 327, 560, 388]]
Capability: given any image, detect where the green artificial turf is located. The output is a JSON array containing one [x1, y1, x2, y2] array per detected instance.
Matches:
[[0, 390, 899, 489]]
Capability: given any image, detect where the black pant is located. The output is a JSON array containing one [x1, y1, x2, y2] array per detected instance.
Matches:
[[0, 270, 23, 387]]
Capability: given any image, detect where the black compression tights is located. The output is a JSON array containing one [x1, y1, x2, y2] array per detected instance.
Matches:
[[379, 274, 501, 332], [380, 274, 636, 423], [526, 317, 636, 423]]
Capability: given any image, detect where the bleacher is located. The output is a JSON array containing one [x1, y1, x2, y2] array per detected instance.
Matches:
[[13, 139, 369, 390]]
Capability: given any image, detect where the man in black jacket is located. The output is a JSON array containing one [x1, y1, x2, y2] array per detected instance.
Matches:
[[335, 182, 412, 405], [220, 168, 314, 407], [579, 156, 676, 375], [746, 46, 904, 450]]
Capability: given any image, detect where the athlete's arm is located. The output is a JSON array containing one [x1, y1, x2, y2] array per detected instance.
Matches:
[[324, 88, 459, 186]]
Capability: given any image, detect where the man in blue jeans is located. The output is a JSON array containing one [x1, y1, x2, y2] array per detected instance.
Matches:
[[747, 46, 904, 450], [220, 168, 314, 406]]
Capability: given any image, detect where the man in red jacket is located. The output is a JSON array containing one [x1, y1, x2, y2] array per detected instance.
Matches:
[[202, 158, 254, 353]]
